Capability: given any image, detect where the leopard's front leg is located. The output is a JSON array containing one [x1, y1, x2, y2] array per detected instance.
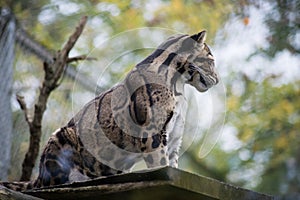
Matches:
[[167, 115, 185, 168], [142, 132, 169, 168], [167, 98, 187, 168]]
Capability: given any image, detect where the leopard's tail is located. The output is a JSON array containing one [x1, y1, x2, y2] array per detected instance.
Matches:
[[0, 181, 34, 192]]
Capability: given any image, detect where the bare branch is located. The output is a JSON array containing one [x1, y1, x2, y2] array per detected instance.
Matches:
[[20, 16, 89, 181], [67, 55, 97, 63], [16, 95, 31, 126], [51, 16, 88, 89], [60, 16, 88, 61], [14, 17, 100, 93]]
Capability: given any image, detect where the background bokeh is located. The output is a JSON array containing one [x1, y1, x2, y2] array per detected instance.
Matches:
[[1, 0, 299, 198]]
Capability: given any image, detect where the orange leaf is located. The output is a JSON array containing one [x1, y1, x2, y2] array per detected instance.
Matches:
[[243, 17, 250, 26]]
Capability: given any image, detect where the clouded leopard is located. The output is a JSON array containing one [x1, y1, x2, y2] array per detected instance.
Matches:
[[1, 30, 218, 191]]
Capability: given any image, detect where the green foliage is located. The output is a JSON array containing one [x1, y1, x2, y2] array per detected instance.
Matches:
[[224, 77, 300, 194], [232, 0, 300, 57]]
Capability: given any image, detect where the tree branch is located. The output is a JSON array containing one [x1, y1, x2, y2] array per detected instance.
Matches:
[[67, 55, 97, 63], [15, 17, 100, 93], [16, 95, 31, 127], [20, 16, 88, 181], [60, 16, 87, 61]]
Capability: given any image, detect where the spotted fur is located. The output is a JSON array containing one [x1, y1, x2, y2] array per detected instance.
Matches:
[[1, 30, 218, 191]]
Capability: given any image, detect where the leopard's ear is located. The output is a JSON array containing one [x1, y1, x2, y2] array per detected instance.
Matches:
[[191, 30, 206, 44]]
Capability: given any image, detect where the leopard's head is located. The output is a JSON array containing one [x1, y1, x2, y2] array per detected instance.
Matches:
[[158, 30, 219, 92], [185, 30, 219, 92], [137, 30, 219, 92]]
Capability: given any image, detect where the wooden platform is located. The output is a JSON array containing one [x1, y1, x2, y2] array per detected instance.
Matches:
[[1, 167, 274, 200]]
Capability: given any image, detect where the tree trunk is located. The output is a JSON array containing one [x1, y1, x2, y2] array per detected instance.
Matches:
[[0, 8, 15, 181]]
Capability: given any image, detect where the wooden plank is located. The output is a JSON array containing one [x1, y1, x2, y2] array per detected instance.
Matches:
[[23, 167, 274, 200]]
